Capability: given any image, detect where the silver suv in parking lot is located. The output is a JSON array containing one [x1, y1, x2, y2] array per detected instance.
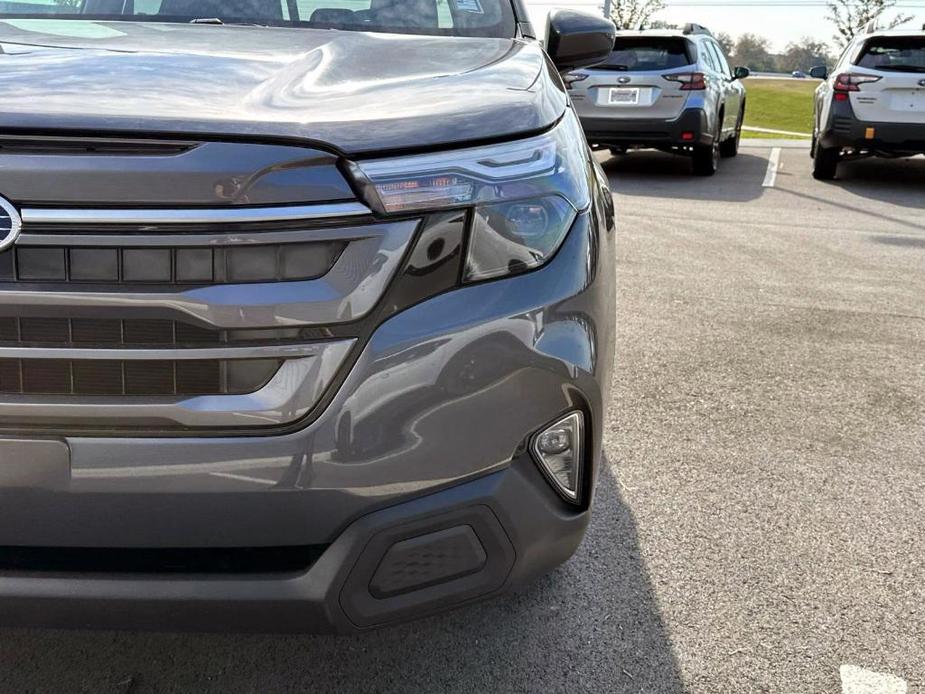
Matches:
[[811, 27, 925, 180], [0, 1, 617, 631], [568, 24, 749, 175]]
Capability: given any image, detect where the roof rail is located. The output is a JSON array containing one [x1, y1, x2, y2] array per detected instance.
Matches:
[[682, 22, 712, 36]]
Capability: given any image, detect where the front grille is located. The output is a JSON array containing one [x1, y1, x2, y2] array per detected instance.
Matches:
[[0, 357, 282, 396], [0, 241, 346, 285], [0, 193, 415, 432]]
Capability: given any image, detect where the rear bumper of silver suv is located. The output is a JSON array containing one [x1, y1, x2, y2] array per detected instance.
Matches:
[[0, 137, 615, 630], [579, 107, 712, 149]]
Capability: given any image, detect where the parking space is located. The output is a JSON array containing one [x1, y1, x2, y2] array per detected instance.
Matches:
[[0, 144, 922, 693]]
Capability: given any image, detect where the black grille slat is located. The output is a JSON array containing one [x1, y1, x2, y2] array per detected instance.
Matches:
[[0, 358, 282, 396], [21, 359, 70, 394], [123, 319, 175, 346], [124, 360, 175, 395], [176, 360, 221, 395], [17, 248, 66, 281], [0, 317, 305, 348], [0, 318, 18, 341], [73, 361, 124, 395], [20, 318, 70, 343], [71, 319, 122, 344], [0, 359, 21, 393], [0, 241, 346, 286]]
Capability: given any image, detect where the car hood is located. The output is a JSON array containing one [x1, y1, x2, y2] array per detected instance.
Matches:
[[0, 20, 566, 155]]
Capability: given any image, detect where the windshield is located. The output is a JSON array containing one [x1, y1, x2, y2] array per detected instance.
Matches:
[[597, 37, 693, 71], [0, 0, 516, 37], [857, 37, 925, 73]]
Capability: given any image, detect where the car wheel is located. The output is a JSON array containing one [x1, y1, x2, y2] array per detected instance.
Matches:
[[692, 123, 720, 176], [812, 144, 839, 180], [719, 110, 743, 158]]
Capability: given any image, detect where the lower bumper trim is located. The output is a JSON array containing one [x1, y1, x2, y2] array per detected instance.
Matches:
[[580, 108, 712, 148], [821, 116, 925, 152]]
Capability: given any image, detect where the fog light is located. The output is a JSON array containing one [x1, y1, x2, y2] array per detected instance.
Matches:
[[531, 411, 584, 503]]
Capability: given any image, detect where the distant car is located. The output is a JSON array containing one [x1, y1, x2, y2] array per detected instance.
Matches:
[[792, 70, 807, 78], [811, 27, 925, 180], [567, 23, 749, 176]]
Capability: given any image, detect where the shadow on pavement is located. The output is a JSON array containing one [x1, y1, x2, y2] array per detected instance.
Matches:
[[0, 465, 684, 694], [830, 156, 925, 210], [599, 149, 769, 203]]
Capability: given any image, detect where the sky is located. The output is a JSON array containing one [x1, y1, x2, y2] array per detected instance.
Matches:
[[524, 0, 924, 52]]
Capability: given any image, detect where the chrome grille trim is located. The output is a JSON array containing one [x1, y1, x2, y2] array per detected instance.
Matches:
[[21, 202, 372, 226], [0, 342, 333, 361], [17, 226, 377, 248]]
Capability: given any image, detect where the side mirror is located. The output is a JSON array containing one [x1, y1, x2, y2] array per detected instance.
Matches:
[[546, 10, 617, 73], [809, 65, 828, 79], [733, 66, 750, 80]]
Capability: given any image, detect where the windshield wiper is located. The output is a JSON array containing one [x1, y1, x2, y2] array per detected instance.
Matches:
[[187, 17, 270, 26]]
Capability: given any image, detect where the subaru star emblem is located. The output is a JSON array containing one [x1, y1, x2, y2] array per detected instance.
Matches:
[[617, 76, 632, 84], [919, 78, 925, 87], [0, 196, 22, 252]]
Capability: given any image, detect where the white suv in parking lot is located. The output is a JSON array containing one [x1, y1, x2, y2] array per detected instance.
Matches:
[[567, 24, 749, 176], [811, 27, 925, 180]]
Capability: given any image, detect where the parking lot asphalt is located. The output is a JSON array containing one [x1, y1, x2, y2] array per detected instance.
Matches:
[[1, 143, 923, 694]]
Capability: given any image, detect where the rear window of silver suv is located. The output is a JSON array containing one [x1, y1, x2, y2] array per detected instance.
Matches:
[[598, 37, 693, 72]]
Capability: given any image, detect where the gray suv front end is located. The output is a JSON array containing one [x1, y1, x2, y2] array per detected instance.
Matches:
[[0, 9, 616, 632]]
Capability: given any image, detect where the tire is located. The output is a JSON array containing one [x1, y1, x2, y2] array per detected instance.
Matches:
[[812, 144, 839, 180], [692, 122, 720, 176], [720, 110, 743, 158]]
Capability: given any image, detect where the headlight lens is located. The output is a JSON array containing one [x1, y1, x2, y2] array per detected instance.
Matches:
[[349, 111, 591, 282]]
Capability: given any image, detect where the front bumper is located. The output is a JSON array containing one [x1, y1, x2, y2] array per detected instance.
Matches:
[[0, 462, 589, 632], [820, 101, 925, 153], [0, 208, 616, 631], [579, 108, 712, 149]]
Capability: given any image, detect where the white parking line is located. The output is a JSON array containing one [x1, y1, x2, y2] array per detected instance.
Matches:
[[762, 147, 782, 188], [840, 665, 908, 694]]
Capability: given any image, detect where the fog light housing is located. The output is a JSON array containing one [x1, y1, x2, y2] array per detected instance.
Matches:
[[531, 411, 584, 503]]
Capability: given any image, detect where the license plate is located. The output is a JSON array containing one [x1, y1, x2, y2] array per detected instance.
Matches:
[[890, 89, 925, 111], [608, 87, 640, 105]]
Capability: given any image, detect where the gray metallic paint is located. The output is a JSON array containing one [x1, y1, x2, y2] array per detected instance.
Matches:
[[0, 22, 567, 155], [0, 12, 618, 629], [0, 208, 615, 549]]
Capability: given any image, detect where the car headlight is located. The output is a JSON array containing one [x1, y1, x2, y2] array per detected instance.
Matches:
[[348, 111, 591, 282]]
